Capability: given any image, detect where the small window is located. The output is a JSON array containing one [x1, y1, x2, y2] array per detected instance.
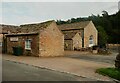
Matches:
[[0, 42, 2, 46], [89, 35, 94, 47], [89, 40, 93, 44], [25, 39, 31, 50]]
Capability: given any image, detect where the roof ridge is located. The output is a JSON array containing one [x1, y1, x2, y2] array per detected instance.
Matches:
[[20, 20, 54, 26], [58, 20, 91, 30], [58, 20, 91, 26], [0, 24, 19, 27]]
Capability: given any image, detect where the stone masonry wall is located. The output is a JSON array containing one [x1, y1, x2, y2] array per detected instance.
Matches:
[[72, 33, 82, 49], [64, 40, 73, 50], [39, 22, 64, 57], [6, 35, 39, 56], [84, 21, 98, 48]]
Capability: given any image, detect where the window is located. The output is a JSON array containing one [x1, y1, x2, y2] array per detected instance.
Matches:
[[89, 35, 94, 47], [0, 42, 2, 46], [25, 39, 31, 50]]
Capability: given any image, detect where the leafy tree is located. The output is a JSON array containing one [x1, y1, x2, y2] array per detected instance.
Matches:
[[102, 10, 109, 17], [56, 20, 67, 25], [96, 26, 108, 47], [56, 10, 120, 44]]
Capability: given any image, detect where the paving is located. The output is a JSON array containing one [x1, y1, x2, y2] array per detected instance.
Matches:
[[2, 53, 115, 81]]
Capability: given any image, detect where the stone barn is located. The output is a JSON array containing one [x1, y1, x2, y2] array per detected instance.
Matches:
[[58, 21, 98, 50], [63, 32, 82, 50], [0, 24, 19, 53], [5, 20, 64, 57]]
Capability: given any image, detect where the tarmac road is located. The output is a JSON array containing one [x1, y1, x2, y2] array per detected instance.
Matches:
[[2, 60, 91, 81]]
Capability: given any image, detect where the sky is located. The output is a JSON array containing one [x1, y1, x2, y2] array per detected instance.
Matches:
[[0, 0, 119, 25]]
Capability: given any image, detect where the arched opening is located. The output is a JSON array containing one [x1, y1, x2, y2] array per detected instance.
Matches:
[[89, 35, 94, 47]]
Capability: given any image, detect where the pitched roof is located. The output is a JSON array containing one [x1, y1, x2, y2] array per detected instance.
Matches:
[[19, 20, 54, 33], [0, 24, 19, 33], [63, 32, 78, 40], [58, 21, 90, 30], [0, 20, 55, 34], [6, 32, 39, 37]]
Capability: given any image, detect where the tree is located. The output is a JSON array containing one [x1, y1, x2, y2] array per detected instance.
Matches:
[[56, 10, 120, 44], [56, 20, 67, 25], [102, 10, 109, 17], [97, 26, 108, 47]]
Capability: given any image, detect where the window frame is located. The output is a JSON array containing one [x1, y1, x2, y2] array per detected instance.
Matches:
[[89, 35, 94, 47], [25, 39, 31, 50]]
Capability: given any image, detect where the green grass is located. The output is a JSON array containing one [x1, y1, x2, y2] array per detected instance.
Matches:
[[96, 68, 120, 80]]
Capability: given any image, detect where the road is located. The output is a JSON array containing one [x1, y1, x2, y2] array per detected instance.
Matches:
[[65, 51, 118, 64], [2, 60, 91, 81]]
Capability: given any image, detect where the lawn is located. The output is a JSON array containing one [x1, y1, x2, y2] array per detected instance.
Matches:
[[96, 68, 120, 80]]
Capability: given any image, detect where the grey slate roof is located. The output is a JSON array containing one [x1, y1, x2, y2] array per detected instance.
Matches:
[[19, 20, 54, 33], [63, 32, 77, 40], [0, 20, 54, 34], [58, 21, 90, 30], [6, 32, 39, 37], [0, 24, 19, 34]]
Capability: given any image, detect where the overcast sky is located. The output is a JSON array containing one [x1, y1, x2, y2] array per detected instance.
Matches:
[[0, 1, 119, 25]]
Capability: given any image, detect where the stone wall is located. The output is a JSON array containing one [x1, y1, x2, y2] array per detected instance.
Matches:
[[106, 44, 120, 52], [62, 29, 83, 50], [6, 34, 39, 56], [4, 21, 64, 57], [0, 34, 3, 43], [84, 21, 98, 48], [39, 22, 64, 57], [72, 33, 82, 49], [64, 40, 73, 50]]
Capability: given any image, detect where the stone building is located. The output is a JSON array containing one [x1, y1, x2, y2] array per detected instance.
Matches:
[[1, 25, 19, 34], [58, 21, 98, 50], [0, 24, 19, 53], [4, 20, 64, 57]]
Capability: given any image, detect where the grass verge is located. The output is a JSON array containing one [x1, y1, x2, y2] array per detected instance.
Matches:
[[96, 68, 120, 81]]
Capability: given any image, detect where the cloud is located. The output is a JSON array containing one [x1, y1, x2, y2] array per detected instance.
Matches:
[[1, 2, 118, 25], [2, 14, 38, 25]]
